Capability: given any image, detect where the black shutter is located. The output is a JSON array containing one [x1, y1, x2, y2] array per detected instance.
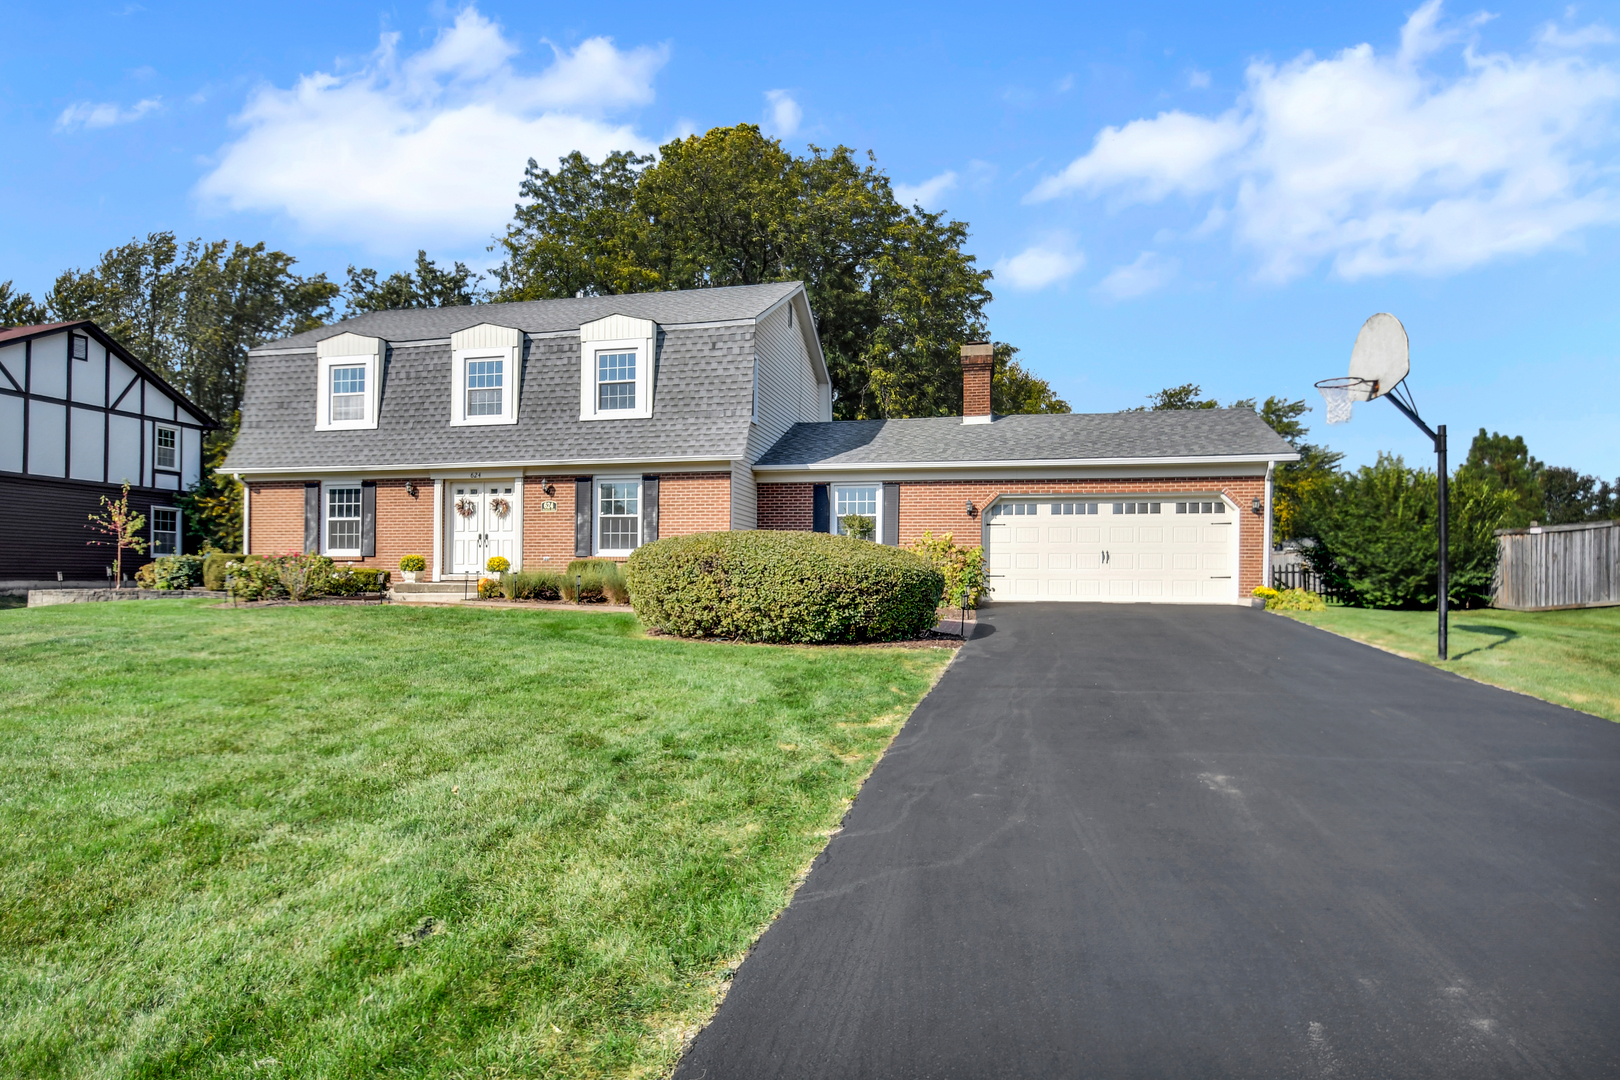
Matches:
[[642, 475, 659, 544], [361, 481, 377, 557], [304, 483, 320, 553], [575, 477, 593, 557], [812, 484, 830, 533], [882, 482, 900, 546]]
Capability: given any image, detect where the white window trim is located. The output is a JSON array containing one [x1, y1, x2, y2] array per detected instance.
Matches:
[[593, 475, 643, 556], [322, 481, 365, 558], [579, 336, 655, 421], [153, 423, 180, 472], [450, 347, 520, 426], [150, 505, 182, 557], [831, 483, 883, 543], [315, 350, 382, 431]]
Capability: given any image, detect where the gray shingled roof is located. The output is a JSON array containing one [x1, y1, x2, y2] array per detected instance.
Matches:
[[225, 327, 757, 471], [754, 409, 1299, 467], [256, 282, 803, 351]]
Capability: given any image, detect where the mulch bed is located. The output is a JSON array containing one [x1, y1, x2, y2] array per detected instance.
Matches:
[[640, 627, 966, 649]]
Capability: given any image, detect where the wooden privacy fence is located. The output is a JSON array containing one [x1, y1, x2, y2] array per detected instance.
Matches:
[[1493, 520, 1619, 611]]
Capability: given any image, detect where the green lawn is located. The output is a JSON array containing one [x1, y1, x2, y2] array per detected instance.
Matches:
[[1279, 604, 1620, 722], [0, 600, 953, 1078]]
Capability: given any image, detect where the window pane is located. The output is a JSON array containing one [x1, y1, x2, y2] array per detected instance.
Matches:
[[600, 516, 639, 550], [155, 427, 177, 469], [597, 351, 636, 410], [834, 486, 878, 517], [332, 366, 365, 394], [599, 481, 639, 517], [152, 508, 178, 556], [327, 487, 362, 550]]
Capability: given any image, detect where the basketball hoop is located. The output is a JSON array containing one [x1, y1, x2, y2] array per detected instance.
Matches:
[[1314, 376, 1375, 425]]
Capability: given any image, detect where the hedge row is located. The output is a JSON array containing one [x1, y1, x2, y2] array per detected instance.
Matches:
[[624, 531, 944, 643]]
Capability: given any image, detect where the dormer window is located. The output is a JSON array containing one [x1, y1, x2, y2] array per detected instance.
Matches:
[[466, 359, 503, 416], [330, 365, 366, 421], [578, 314, 657, 421], [597, 351, 636, 411], [71, 334, 89, 361], [315, 334, 384, 430]]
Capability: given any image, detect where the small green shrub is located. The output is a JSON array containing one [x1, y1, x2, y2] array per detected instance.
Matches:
[[202, 552, 244, 591], [486, 555, 510, 573], [477, 577, 502, 600], [1255, 586, 1325, 611], [148, 554, 206, 590], [563, 559, 628, 604], [507, 570, 564, 601], [909, 532, 990, 609], [225, 557, 283, 601], [625, 531, 945, 643], [327, 567, 391, 595], [134, 562, 156, 589], [224, 553, 333, 601], [399, 554, 426, 573]]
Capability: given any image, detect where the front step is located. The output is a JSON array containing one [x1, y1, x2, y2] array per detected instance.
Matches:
[[390, 581, 482, 603]]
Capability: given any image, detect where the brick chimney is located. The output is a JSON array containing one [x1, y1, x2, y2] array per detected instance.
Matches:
[[961, 341, 993, 424]]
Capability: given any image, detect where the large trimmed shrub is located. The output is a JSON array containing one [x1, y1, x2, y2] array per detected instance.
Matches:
[[625, 531, 945, 643]]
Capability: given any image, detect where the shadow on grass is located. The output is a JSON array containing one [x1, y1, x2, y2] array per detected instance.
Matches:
[[1450, 623, 1518, 660]]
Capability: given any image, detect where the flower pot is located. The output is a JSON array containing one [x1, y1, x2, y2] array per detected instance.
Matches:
[[401, 570, 418, 583]]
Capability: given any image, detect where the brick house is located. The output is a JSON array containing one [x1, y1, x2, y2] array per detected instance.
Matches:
[[0, 320, 215, 587], [225, 283, 1298, 603]]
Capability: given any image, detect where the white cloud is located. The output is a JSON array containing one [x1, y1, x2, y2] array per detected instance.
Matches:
[[1030, 1, 1620, 281], [894, 170, 959, 208], [764, 90, 802, 138], [55, 97, 161, 131], [196, 8, 666, 250], [1187, 68, 1212, 89], [996, 241, 1086, 290], [1095, 251, 1179, 300]]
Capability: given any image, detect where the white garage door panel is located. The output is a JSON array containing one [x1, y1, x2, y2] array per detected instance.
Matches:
[[985, 498, 1238, 604]]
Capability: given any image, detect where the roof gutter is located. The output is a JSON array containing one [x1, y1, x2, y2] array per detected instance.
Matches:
[[752, 452, 1301, 475]]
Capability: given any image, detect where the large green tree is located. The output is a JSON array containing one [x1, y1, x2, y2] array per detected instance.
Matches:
[[46, 232, 337, 422], [346, 250, 485, 313], [494, 125, 1035, 419], [1298, 454, 1515, 609], [1457, 428, 1617, 526], [0, 281, 46, 327]]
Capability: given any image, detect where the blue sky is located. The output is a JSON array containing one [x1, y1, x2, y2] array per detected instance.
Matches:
[[5, 0, 1618, 475]]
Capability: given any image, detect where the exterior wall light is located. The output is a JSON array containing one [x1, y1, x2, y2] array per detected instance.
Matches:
[[405, 481, 419, 498], [965, 500, 976, 516], [1251, 496, 1263, 514]]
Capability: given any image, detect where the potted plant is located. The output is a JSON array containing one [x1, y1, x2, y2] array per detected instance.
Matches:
[[399, 554, 426, 583], [486, 555, 510, 574]]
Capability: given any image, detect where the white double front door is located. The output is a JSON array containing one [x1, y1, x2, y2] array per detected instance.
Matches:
[[449, 481, 518, 575], [985, 497, 1238, 603]]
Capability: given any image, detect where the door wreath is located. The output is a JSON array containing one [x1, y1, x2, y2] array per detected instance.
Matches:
[[454, 497, 478, 518], [489, 497, 511, 517]]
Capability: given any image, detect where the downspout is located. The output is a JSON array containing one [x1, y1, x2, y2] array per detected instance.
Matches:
[[1262, 459, 1276, 592], [237, 474, 249, 555]]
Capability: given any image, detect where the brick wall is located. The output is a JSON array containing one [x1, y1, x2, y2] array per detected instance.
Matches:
[[759, 476, 1270, 595], [245, 481, 304, 557], [522, 476, 576, 568], [519, 471, 732, 566], [659, 472, 731, 536], [247, 479, 436, 576]]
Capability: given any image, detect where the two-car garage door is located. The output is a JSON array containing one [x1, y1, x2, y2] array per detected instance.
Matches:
[[984, 497, 1238, 603]]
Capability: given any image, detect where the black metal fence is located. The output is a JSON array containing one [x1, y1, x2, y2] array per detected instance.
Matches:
[[1271, 563, 1347, 601]]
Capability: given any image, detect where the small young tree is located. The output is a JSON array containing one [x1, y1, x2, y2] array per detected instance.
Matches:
[[87, 483, 148, 588]]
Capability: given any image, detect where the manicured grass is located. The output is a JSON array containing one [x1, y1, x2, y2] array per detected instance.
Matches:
[[0, 600, 953, 1078], [1279, 604, 1620, 722]]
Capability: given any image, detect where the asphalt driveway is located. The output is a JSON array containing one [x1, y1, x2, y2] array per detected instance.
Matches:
[[675, 603, 1620, 1079]]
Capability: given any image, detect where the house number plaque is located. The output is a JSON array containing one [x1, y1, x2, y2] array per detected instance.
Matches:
[[539, 500, 558, 512]]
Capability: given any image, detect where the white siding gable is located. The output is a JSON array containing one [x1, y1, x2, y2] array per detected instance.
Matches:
[[746, 293, 830, 464], [315, 332, 385, 430], [449, 323, 523, 426], [578, 314, 657, 421]]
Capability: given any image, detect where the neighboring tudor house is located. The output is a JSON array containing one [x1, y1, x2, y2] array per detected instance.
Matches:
[[225, 282, 1299, 603], [0, 320, 215, 585]]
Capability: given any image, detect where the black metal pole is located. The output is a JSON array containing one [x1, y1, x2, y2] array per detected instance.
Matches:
[[1437, 424, 1448, 661]]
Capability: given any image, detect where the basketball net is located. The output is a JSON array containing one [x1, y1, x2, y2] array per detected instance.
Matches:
[[1321, 384, 1353, 425]]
